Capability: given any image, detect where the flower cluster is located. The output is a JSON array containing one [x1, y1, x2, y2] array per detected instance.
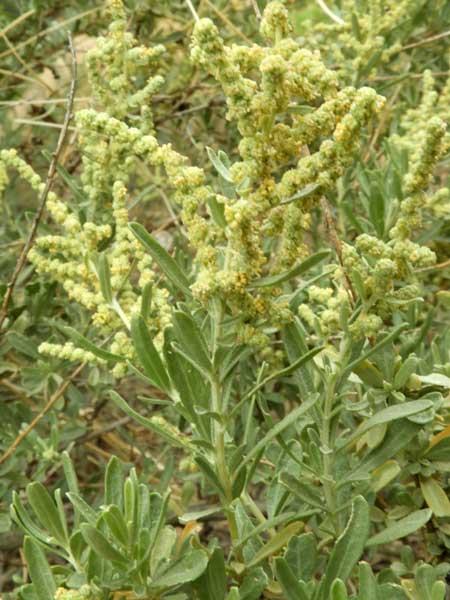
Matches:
[[81, 0, 164, 208], [298, 102, 449, 339], [1, 0, 386, 363], [186, 2, 384, 343], [303, 0, 444, 83]]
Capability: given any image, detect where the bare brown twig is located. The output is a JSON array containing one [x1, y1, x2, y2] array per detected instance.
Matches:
[[0, 363, 85, 465], [0, 33, 77, 332]]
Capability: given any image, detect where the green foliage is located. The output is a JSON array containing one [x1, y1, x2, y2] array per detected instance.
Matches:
[[1, 0, 450, 598], [12, 456, 208, 599]]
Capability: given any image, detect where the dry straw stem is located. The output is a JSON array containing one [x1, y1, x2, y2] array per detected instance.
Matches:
[[0, 362, 86, 465], [0, 7, 98, 62], [402, 29, 450, 51], [250, 0, 262, 20], [314, 0, 344, 25], [0, 33, 77, 332], [0, 9, 35, 38]]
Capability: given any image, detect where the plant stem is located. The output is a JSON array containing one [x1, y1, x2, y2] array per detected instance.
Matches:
[[210, 299, 239, 547], [321, 373, 337, 522]]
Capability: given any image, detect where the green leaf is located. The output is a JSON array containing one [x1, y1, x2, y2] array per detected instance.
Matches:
[[280, 183, 321, 205], [366, 509, 432, 547], [80, 523, 127, 565], [179, 506, 222, 524], [420, 477, 450, 517], [331, 579, 348, 600], [418, 373, 450, 389], [344, 420, 420, 483], [371, 460, 401, 493], [196, 547, 227, 600], [131, 315, 171, 391], [110, 390, 190, 449], [280, 472, 324, 510], [249, 250, 330, 288], [342, 399, 433, 448], [239, 567, 268, 600], [343, 324, 408, 380], [236, 396, 317, 474], [194, 455, 226, 497], [206, 146, 233, 182], [235, 511, 298, 551], [61, 452, 79, 497], [140, 281, 153, 317], [231, 347, 321, 420], [426, 437, 450, 462], [393, 356, 418, 389], [431, 581, 446, 600], [357, 562, 377, 600], [27, 483, 68, 547], [11, 493, 54, 549], [97, 252, 113, 304], [23, 537, 56, 600], [248, 521, 303, 568], [285, 533, 317, 583], [368, 181, 385, 237], [151, 549, 209, 588], [318, 496, 370, 599], [274, 557, 309, 600], [60, 325, 123, 363], [130, 222, 191, 296], [66, 493, 97, 525], [172, 310, 211, 375], [105, 456, 123, 509], [102, 505, 129, 548]]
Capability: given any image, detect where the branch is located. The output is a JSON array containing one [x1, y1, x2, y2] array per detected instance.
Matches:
[[0, 363, 85, 465], [0, 33, 77, 332]]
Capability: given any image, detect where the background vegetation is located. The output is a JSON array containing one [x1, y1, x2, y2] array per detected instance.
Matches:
[[0, 1, 449, 598]]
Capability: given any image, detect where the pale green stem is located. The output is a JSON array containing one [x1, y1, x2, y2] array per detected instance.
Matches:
[[111, 297, 131, 330], [185, 0, 200, 21], [210, 298, 239, 546]]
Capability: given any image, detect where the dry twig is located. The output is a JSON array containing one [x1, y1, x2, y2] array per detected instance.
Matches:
[[0, 33, 77, 332], [0, 363, 86, 465]]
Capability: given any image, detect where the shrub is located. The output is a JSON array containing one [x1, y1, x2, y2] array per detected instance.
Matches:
[[1, 1, 450, 598]]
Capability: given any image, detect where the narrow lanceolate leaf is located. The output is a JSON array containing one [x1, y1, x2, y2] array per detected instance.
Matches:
[[366, 509, 432, 547], [97, 252, 113, 304], [249, 250, 330, 288], [280, 183, 321, 205], [342, 399, 434, 448], [172, 310, 211, 375], [80, 524, 127, 566], [26, 483, 68, 547], [236, 396, 317, 475], [23, 537, 56, 600], [130, 315, 171, 391], [420, 477, 450, 517], [274, 557, 310, 600], [129, 222, 191, 296], [105, 455, 123, 509], [110, 390, 190, 449], [206, 146, 233, 182], [318, 496, 370, 600], [60, 325, 124, 363], [343, 323, 409, 379], [280, 472, 324, 510], [248, 521, 304, 568], [344, 420, 420, 484]]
